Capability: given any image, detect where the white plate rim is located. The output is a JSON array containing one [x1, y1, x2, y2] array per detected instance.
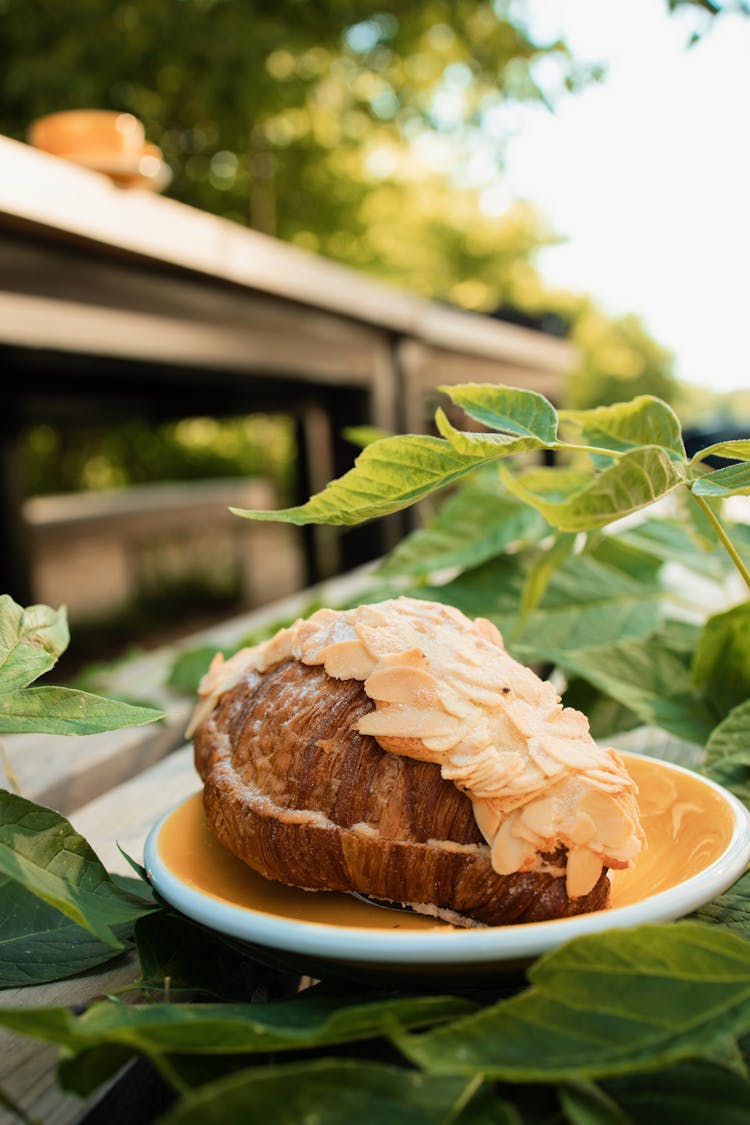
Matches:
[[143, 753, 750, 967]]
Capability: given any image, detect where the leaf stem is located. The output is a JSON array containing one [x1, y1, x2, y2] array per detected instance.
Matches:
[[151, 1051, 191, 1096], [691, 492, 750, 592], [555, 442, 624, 460], [444, 1073, 486, 1125]]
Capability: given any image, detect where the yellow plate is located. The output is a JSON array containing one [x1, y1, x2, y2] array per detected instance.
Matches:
[[144, 752, 750, 983]]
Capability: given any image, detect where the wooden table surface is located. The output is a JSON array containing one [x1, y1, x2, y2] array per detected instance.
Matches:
[[0, 133, 574, 599]]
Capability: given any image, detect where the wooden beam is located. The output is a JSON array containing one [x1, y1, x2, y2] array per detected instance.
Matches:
[[0, 135, 575, 373]]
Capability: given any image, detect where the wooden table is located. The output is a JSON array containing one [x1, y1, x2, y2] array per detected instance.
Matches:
[[0, 135, 574, 597]]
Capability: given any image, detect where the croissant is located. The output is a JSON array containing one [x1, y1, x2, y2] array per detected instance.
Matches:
[[190, 598, 644, 927]]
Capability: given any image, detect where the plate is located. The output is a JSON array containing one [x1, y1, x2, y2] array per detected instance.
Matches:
[[144, 752, 750, 983]]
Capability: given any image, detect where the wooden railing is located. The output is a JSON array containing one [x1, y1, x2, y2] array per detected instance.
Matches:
[[0, 134, 575, 598]]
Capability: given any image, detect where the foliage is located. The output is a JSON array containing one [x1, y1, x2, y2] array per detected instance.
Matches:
[[5, 380, 750, 1119], [0, 793, 155, 950], [23, 414, 296, 500], [232, 383, 750, 754], [0, 595, 162, 985], [232, 383, 742, 533], [155, 1061, 514, 1125], [0, 992, 475, 1076], [396, 923, 750, 1080], [0, 873, 151, 989], [0, 595, 163, 735], [2, 0, 679, 433], [0, 1, 595, 232], [162, 388, 750, 750], [2, 0, 740, 241], [7, 917, 750, 1119], [704, 702, 750, 805], [679, 384, 750, 433]]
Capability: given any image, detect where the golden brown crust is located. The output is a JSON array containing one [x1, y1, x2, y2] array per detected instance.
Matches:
[[194, 660, 610, 926]]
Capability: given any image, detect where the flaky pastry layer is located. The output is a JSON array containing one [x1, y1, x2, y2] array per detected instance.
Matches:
[[189, 597, 645, 897]]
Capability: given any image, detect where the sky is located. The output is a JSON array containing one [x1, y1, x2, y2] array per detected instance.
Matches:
[[498, 0, 750, 394]]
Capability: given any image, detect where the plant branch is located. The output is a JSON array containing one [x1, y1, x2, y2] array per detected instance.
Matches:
[[554, 443, 625, 459], [444, 1073, 486, 1125], [691, 491, 750, 592]]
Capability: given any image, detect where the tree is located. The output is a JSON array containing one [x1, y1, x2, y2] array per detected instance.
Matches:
[[1, 1, 680, 422], [0, 1, 597, 233]]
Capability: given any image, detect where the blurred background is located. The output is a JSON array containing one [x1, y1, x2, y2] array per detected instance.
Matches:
[[1, 0, 748, 672]]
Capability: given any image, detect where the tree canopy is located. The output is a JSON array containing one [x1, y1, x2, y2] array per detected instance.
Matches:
[[0, 1, 597, 227], [1, 1, 707, 411]]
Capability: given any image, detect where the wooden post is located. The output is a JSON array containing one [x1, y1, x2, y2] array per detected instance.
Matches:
[[0, 416, 31, 604], [294, 402, 340, 585]]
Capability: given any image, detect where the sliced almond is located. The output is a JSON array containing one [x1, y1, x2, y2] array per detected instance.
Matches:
[[565, 847, 604, 898]]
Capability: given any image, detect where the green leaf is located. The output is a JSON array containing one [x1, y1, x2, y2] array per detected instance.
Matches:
[[59, 1044, 140, 1102], [0, 992, 475, 1074], [413, 555, 528, 636], [0, 596, 69, 661], [592, 518, 729, 581], [113, 855, 156, 898], [660, 618, 705, 656], [134, 911, 278, 1001], [342, 424, 392, 448], [229, 392, 684, 537], [231, 434, 489, 526], [396, 923, 750, 1081], [705, 699, 750, 772], [160, 1061, 511, 1125], [728, 521, 750, 556], [547, 633, 717, 744], [692, 463, 750, 498], [167, 646, 228, 695], [559, 396, 686, 460], [692, 869, 750, 939], [502, 447, 685, 532], [377, 472, 546, 580], [0, 685, 164, 735], [0, 645, 56, 697], [558, 1079, 633, 1125], [584, 531, 665, 584], [0, 791, 154, 947], [703, 700, 750, 805], [692, 603, 750, 719], [0, 875, 130, 987], [691, 440, 750, 464], [408, 551, 661, 664], [602, 1061, 750, 1123], [439, 382, 559, 441], [435, 407, 548, 458], [512, 554, 660, 659], [0, 596, 69, 693], [514, 533, 576, 636]]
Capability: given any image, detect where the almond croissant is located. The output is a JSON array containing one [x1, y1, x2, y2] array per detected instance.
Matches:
[[190, 597, 644, 927]]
